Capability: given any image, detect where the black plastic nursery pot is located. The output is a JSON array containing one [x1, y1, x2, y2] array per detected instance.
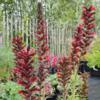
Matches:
[[90, 68, 100, 77], [79, 61, 100, 77], [46, 84, 61, 100], [79, 61, 90, 73]]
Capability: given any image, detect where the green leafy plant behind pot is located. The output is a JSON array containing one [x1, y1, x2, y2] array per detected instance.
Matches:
[[86, 36, 100, 68]]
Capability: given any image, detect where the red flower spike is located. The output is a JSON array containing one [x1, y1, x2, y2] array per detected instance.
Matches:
[[10, 35, 25, 82], [35, 2, 50, 98], [70, 4, 96, 67], [57, 56, 72, 99], [12, 36, 39, 100]]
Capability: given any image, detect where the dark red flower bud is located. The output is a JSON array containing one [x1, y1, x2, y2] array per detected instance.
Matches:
[[87, 23, 95, 29], [89, 5, 96, 11]]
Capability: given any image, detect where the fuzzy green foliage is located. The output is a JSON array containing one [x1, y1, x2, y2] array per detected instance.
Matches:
[[67, 69, 83, 100], [86, 37, 100, 68], [0, 81, 22, 100], [58, 69, 83, 100]]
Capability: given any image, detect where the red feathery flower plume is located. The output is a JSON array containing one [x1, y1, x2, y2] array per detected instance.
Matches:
[[70, 4, 96, 66], [36, 2, 49, 90], [13, 47, 39, 100], [10, 35, 25, 81]]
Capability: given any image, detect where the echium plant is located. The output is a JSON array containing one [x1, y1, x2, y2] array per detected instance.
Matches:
[[70, 3, 96, 99], [10, 35, 25, 81], [81, 4, 96, 99], [36, 2, 50, 99], [57, 56, 72, 100], [13, 46, 39, 100], [57, 1, 96, 100]]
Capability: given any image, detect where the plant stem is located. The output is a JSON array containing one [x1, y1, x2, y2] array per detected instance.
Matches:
[[63, 85, 67, 100]]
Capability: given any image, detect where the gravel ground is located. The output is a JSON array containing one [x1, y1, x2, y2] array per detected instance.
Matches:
[[88, 77, 100, 100]]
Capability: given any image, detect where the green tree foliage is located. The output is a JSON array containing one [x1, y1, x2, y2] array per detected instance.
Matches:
[[0, 47, 15, 78], [0, 0, 82, 23], [45, 0, 82, 24]]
